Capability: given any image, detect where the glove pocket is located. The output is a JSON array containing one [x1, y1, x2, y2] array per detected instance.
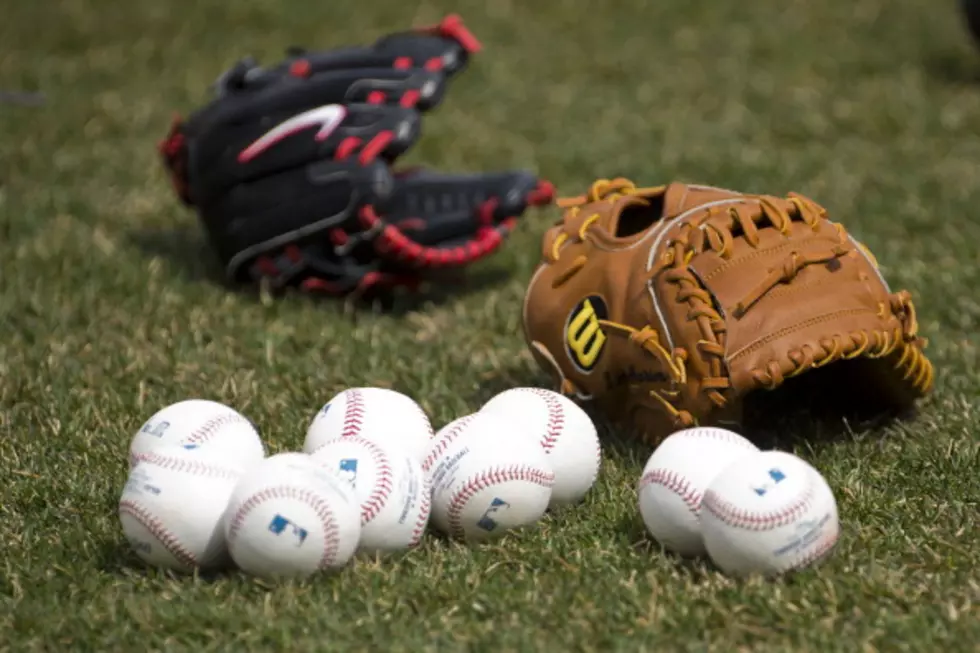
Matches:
[[691, 246, 928, 412]]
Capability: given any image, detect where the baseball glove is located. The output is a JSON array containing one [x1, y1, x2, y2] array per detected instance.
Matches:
[[522, 178, 934, 442], [158, 15, 554, 297]]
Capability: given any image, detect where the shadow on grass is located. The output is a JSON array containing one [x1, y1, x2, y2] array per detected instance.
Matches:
[[738, 359, 922, 451], [126, 224, 515, 316], [96, 536, 236, 583], [127, 224, 226, 287], [94, 537, 157, 576], [473, 356, 920, 456], [921, 49, 980, 86]]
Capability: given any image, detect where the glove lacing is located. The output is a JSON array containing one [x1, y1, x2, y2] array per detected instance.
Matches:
[[549, 178, 698, 427], [546, 179, 934, 429]]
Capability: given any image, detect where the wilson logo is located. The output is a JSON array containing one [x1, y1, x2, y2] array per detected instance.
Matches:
[[564, 296, 608, 372]]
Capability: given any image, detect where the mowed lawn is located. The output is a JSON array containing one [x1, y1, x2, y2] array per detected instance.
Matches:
[[2, 0, 979, 650]]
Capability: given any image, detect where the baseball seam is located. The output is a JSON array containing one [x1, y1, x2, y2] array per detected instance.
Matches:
[[118, 500, 198, 569], [639, 469, 701, 515], [409, 481, 431, 547], [183, 413, 251, 446], [701, 484, 816, 531], [422, 415, 476, 474], [446, 465, 555, 540], [227, 486, 341, 570], [680, 428, 754, 447], [528, 389, 565, 453], [128, 452, 241, 479], [341, 389, 366, 438], [354, 437, 395, 525]]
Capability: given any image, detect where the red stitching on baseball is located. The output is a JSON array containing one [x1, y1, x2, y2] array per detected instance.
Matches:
[[341, 389, 366, 439], [347, 436, 395, 525], [422, 415, 477, 474], [638, 469, 701, 515], [129, 452, 241, 479], [119, 500, 199, 569], [227, 486, 341, 569], [526, 389, 564, 452], [702, 485, 816, 531], [679, 428, 753, 447], [446, 465, 555, 540], [592, 431, 602, 476], [409, 481, 431, 547], [184, 412, 251, 446]]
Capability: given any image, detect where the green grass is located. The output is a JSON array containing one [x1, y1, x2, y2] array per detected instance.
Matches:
[[2, 0, 980, 650]]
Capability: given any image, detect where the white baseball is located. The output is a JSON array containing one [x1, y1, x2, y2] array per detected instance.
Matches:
[[637, 426, 760, 557], [129, 399, 265, 470], [309, 436, 429, 555], [303, 388, 434, 462], [425, 412, 555, 542], [701, 450, 840, 577], [119, 448, 243, 573], [433, 415, 476, 444], [422, 414, 481, 482], [480, 387, 601, 507], [223, 452, 362, 579]]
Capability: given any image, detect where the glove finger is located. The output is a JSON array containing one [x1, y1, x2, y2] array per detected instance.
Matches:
[[212, 66, 448, 115], [172, 102, 421, 205], [199, 158, 391, 278], [277, 14, 479, 78], [368, 169, 556, 268], [218, 14, 478, 96], [254, 240, 422, 298]]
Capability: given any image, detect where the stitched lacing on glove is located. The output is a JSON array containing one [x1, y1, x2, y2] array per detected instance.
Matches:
[[548, 178, 934, 428]]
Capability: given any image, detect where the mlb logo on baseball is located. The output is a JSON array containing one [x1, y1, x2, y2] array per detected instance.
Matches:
[[267, 514, 309, 547], [338, 458, 359, 487], [476, 497, 510, 532], [753, 468, 787, 496]]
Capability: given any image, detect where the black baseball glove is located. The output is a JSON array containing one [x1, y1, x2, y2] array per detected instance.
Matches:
[[158, 15, 554, 296]]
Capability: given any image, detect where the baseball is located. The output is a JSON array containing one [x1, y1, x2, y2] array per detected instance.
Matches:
[[480, 387, 601, 507], [425, 411, 555, 542], [424, 414, 480, 477], [309, 436, 429, 555], [433, 415, 476, 444], [701, 450, 840, 577], [129, 399, 265, 470], [637, 426, 759, 557], [303, 387, 434, 462], [118, 447, 244, 573], [223, 452, 362, 579]]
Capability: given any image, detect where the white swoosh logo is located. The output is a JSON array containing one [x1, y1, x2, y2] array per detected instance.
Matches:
[[238, 104, 347, 163]]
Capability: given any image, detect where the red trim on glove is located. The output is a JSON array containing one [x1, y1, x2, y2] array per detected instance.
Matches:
[[417, 14, 482, 54], [399, 89, 421, 107], [358, 131, 394, 164], [357, 178, 554, 270], [289, 60, 312, 78], [335, 137, 361, 160], [158, 114, 192, 205], [527, 180, 556, 206]]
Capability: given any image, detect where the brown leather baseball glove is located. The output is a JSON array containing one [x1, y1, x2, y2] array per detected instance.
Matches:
[[522, 178, 934, 442]]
